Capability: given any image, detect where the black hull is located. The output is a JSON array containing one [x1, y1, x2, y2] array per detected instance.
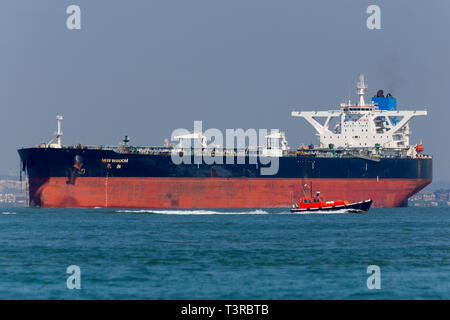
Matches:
[[18, 148, 432, 180]]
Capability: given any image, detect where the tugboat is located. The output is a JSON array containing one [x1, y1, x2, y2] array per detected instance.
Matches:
[[290, 187, 372, 213]]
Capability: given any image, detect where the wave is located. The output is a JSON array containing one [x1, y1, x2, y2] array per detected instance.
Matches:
[[1, 211, 17, 215], [115, 209, 270, 215]]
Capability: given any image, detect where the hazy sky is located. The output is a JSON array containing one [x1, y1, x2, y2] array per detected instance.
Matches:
[[1, 0, 449, 180]]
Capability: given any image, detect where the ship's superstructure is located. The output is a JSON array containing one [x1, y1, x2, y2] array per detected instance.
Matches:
[[18, 75, 432, 209], [292, 75, 426, 153]]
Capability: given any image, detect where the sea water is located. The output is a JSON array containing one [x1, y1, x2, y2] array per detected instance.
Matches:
[[0, 207, 448, 299]]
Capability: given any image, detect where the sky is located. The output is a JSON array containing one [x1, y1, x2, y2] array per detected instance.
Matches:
[[1, 0, 449, 181]]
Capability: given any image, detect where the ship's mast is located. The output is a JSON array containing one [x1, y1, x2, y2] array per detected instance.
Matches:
[[55, 115, 63, 147], [357, 74, 367, 106], [46, 115, 63, 148]]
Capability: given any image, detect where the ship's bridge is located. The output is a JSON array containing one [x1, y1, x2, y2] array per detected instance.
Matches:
[[340, 104, 377, 113]]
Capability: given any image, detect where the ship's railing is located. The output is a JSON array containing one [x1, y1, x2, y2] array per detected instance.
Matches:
[[63, 144, 432, 159], [78, 145, 173, 154], [76, 145, 274, 156]]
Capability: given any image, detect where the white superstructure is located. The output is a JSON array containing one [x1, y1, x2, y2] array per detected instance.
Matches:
[[262, 131, 289, 157], [291, 75, 427, 151]]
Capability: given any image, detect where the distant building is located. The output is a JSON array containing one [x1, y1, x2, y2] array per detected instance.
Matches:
[[408, 188, 450, 207], [0, 177, 26, 207], [409, 194, 423, 201], [422, 193, 436, 201], [435, 189, 450, 201]]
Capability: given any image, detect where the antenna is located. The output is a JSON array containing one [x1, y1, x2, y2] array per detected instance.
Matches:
[[347, 80, 351, 104], [301, 183, 308, 198]]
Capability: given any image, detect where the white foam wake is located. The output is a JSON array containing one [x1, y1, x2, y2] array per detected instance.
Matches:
[[293, 209, 366, 215], [1, 211, 17, 215], [115, 209, 269, 215]]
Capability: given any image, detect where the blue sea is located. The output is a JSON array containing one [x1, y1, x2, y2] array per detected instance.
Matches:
[[0, 207, 448, 299]]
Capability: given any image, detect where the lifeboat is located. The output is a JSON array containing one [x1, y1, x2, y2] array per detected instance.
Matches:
[[290, 191, 372, 213]]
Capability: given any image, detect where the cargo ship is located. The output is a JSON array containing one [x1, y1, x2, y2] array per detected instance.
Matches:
[[18, 75, 432, 208]]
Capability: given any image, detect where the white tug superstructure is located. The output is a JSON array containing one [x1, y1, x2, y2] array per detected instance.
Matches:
[[292, 75, 427, 155]]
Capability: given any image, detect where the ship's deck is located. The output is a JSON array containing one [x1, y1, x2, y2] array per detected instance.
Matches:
[[46, 144, 431, 160]]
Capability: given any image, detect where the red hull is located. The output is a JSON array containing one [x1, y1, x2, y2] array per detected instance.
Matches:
[[27, 177, 431, 208]]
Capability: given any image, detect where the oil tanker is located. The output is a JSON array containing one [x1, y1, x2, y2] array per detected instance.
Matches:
[[18, 75, 432, 208]]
